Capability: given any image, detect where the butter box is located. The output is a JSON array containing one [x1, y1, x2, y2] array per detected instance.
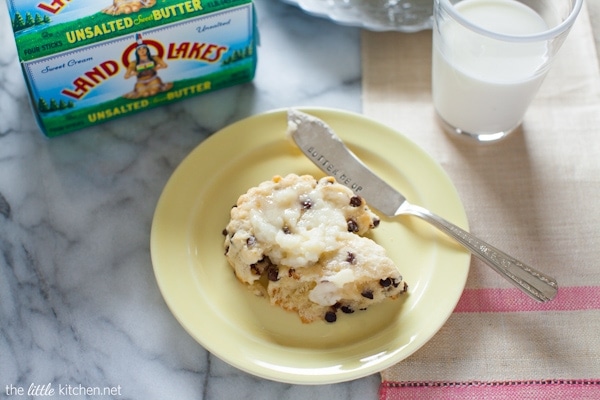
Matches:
[[6, 0, 257, 137]]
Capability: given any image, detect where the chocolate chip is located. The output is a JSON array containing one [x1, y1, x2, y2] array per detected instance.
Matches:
[[301, 199, 313, 209], [288, 268, 300, 280], [372, 218, 380, 228], [222, 228, 228, 236], [347, 219, 359, 233], [325, 311, 337, 323], [267, 266, 279, 281], [380, 278, 392, 287], [346, 252, 356, 264], [246, 236, 256, 247], [341, 305, 354, 314], [349, 196, 362, 207], [361, 289, 374, 299]]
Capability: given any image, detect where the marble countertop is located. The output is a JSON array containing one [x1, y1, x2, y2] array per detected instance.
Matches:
[[1, 1, 599, 399], [0, 0, 376, 399]]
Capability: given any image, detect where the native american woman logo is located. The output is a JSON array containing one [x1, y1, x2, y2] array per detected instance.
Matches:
[[122, 33, 173, 98], [103, 0, 157, 16]]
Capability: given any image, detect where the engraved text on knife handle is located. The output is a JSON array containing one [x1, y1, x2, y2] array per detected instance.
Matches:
[[397, 202, 558, 302]]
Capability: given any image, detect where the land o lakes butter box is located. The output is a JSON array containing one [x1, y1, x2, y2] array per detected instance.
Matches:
[[6, 0, 257, 137]]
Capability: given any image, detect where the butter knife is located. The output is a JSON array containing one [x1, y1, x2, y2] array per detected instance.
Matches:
[[287, 109, 558, 302]]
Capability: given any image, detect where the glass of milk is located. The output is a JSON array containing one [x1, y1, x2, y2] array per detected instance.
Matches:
[[432, 0, 583, 143]]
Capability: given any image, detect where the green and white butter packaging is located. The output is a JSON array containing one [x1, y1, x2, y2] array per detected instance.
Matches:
[[6, 0, 257, 137]]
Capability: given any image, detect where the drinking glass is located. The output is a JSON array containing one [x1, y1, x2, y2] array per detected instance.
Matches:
[[432, 0, 583, 143]]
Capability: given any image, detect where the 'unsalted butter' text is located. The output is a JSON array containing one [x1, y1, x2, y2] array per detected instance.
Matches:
[[153, 1, 203, 20], [65, 18, 134, 44], [87, 99, 150, 122], [63, 1, 203, 44]]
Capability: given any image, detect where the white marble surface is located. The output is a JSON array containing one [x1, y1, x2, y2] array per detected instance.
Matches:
[[0, 0, 379, 399]]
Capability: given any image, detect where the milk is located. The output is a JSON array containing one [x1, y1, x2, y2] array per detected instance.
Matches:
[[433, 0, 549, 136]]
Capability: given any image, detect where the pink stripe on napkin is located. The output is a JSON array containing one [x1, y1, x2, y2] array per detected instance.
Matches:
[[380, 379, 600, 400], [454, 286, 600, 313]]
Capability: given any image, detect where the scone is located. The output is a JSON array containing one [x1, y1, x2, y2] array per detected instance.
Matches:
[[223, 173, 407, 323]]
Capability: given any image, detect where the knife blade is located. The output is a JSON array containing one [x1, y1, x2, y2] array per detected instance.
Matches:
[[287, 109, 558, 302], [287, 109, 406, 217]]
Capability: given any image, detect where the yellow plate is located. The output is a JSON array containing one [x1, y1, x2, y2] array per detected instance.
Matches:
[[151, 108, 470, 384]]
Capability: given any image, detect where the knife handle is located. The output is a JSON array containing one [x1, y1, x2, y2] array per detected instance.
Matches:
[[399, 202, 558, 302]]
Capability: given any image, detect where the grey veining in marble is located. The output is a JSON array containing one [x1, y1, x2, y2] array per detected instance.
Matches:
[[0, 0, 379, 399]]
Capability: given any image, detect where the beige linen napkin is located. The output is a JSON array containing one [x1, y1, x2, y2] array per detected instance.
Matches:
[[362, 2, 600, 395]]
